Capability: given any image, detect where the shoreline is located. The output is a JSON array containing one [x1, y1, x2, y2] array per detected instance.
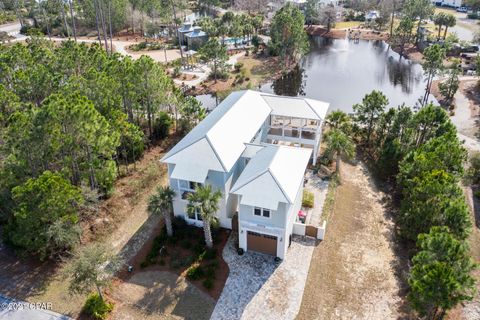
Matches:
[[305, 25, 389, 41]]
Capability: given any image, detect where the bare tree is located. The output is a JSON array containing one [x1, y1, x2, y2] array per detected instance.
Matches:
[[319, 4, 337, 32]]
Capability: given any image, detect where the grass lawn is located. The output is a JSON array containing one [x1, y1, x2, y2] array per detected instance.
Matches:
[[335, 21, 362, 29]]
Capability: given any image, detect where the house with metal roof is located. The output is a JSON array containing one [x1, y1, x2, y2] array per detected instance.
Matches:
[[161, 90, 329, 259]]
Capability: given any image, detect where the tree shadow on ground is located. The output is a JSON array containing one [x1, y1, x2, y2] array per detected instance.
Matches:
[[0, 239, 57, 300]]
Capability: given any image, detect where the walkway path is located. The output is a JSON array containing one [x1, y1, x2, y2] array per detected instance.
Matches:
[[451, 79, 480, 152], [211, 234, 316, 320], [0, 21, 181, 63]]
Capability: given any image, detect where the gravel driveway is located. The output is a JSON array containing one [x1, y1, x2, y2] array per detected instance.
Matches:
[[211, 233, 316, 320]]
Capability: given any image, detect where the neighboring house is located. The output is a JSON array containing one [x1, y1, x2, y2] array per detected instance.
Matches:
[[432, 0, 463, 8], [161, 90, 329, 259], [177, 23, 208, 49], [185, 27, 208, 50]]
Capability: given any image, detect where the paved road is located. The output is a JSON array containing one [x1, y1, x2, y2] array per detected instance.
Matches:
[[0, 295, 72, 320]]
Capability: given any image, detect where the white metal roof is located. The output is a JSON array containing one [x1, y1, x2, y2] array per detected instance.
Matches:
[[161, 90, 272, 172], [171, 163, 209, 183], [262, 95, 329, 121], [231, 145, 312, 209]]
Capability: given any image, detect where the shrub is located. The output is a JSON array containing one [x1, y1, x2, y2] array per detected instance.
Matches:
[[203, 278, 214, 289], [234, 62, 244, 72], [140, 261, 148, 268], [302, 190, 314, 208], [82, 293, 113, 320], [172, 66, 181, 78], [186, 265, 204, 280], [153, 112, 172, 139], [204, 248, 216, 260], [194, 243, 205, 255], [180, 239, 192, 249]]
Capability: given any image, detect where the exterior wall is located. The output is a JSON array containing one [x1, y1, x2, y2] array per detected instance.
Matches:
[[186, 35, 208, 50], [168, 157, 246, 230], [282, 181, 304, 257], [237, 198, 291, 259]]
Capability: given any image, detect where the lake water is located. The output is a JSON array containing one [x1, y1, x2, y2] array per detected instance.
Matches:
[[196, 36, 438, 113]]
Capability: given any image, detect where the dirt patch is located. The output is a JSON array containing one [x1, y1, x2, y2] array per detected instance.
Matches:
[[297, 161, 410, 319], [110, 270, 215, 320]]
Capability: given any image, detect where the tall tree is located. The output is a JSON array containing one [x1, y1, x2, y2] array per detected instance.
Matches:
[[268, 3, 309, 69], [199, 38, 228, 83], [353, 90, 389, 146], [324, 129, 355, 178], [7, 171, 83, 259], [409, 227, 476, 319], [186, 184, 222, 248], [421, 44, 445, 106]]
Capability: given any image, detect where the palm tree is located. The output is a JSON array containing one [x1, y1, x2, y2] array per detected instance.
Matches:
[[148, 186, 176, 237], [186, 185, 222, 248], [443, 14, 456, 39], [325, 129, 355, 179], [433, 13, 446, 40], [325, 110, 351, 133]]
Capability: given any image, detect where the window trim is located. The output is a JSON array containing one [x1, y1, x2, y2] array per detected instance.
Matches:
[[253, 207, 272, 219]]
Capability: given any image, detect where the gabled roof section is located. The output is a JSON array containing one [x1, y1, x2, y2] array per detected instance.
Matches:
[[161, 90, 272, 172], [261, 94, 329, 121], [231, 145, 312, 208]]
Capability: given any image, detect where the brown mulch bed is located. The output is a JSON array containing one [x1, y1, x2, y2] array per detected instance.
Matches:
[[120, 221, 230, 301]]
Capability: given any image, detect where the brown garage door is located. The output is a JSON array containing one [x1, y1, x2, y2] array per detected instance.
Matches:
[[247, 231, 277, 256]]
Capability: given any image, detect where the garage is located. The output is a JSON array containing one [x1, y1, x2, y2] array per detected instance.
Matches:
[[247, 231, 277, 256]]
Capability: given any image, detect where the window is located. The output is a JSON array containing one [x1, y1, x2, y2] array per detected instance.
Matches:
[[253, 207, 271, 218], [178, 180, 202, 200], [188, 207, 203, 221]]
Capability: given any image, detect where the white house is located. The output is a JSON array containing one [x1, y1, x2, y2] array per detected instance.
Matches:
[[161, 90, 329, 259]]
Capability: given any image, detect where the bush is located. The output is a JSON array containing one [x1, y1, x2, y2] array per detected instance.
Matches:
[[172, 66, 181, 78], [180, 239, 192, 249], [186, 265, 204, 280], [302, 190, 314, 208], [153, 112, 172, 139], [234, 62, 244, 72], [204, 248, 216, 260], [203, 277, 214, 289], [82, 293, 113, 320]]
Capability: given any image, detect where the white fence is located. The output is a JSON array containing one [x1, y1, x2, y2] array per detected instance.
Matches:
[[293, 221, 326, 240]]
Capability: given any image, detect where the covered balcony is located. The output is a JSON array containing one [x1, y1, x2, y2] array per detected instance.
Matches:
[[267, 116, 320, 143]]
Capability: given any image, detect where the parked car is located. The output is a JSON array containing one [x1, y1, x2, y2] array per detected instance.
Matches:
[[457, 7, 468, 13]]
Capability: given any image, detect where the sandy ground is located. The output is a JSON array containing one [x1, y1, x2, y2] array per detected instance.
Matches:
[[110, 271, 215, 320], [297, 161, 409, 320]]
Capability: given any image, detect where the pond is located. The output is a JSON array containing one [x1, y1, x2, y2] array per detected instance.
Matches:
[[196, 36, 438, 113]]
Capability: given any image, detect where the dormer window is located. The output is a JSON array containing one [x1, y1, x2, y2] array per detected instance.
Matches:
[[254, 207, 270, 218]]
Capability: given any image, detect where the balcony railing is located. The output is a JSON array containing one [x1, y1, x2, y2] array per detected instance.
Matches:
[[268, 126, 316, 140]]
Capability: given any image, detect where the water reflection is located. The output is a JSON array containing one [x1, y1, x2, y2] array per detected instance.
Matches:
[[260, 36, 435, 112], [270, 65, 306, 96], [197, 36, 436, 113]]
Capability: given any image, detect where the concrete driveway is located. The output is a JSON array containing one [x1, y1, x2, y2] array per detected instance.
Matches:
[[0, 295, 72, 320], [211, 233, 316, 320]]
